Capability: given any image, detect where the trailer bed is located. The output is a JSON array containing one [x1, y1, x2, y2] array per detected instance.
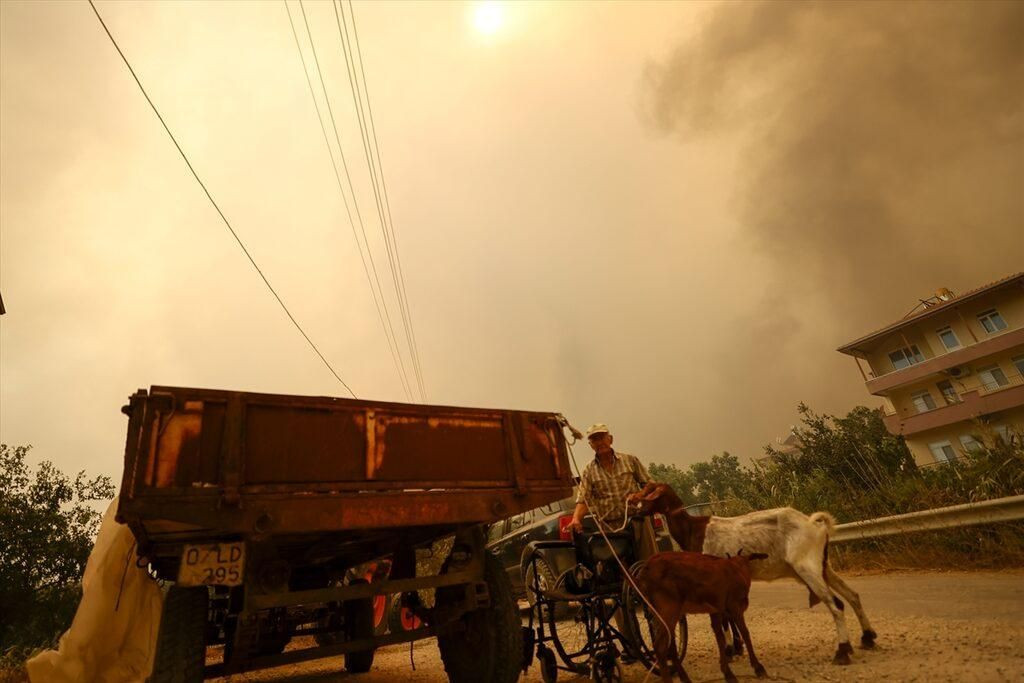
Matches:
[[116, 386, 574, 555]]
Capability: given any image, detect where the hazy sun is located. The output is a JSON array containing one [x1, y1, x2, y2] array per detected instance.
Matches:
[[473, 2, 504, 36]]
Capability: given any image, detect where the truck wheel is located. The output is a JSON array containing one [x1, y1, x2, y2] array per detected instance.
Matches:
[[524, 554, 557, 608], [151, 585, 208, 683], [344, 579, 376, 673], [525, 554, 570, 619], [438, 551, 523, 683]]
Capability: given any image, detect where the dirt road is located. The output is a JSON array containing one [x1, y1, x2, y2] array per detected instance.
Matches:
[[218, 570, 1024, 682]]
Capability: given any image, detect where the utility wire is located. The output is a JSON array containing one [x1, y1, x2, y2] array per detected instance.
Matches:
[[331, 0, 416, 399], [344, 0, 421, 368], [338, 0, 428, 400], [87, 0, 357, 398], [284, 0, 412, 401], [345, 0, 426, 400], [296, 0, 416, 400]]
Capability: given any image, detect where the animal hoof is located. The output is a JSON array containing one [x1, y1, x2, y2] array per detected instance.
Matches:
[[861, 630, 877, 649], [755, 665, 768, 678], [724, 645, 735, 658], [833, 642, 854, 665]]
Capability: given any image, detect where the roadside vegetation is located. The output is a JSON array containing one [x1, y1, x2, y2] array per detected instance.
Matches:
[[649, 404, 1024, 570], [0, 444, 115, 671]]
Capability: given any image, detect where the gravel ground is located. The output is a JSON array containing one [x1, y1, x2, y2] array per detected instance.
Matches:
[[216, 570, 1024, 683]]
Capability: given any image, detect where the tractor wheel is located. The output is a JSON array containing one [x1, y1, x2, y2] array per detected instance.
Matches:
[[388, 593, 424, 633], [150, 585, 208, 683], [343, 578, 376, 673], [437, 550, 522, 683]]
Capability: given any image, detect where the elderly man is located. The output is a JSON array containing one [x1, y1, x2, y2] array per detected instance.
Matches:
[[568, 423, 657, 560]]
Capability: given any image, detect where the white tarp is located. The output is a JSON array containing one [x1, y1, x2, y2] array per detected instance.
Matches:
[[26, 497, 164, 683]]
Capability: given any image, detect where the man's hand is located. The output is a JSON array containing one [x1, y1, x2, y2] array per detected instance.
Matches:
[[568, 502, 588, 535]]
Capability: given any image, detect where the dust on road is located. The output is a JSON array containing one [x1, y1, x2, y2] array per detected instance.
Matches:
[[218, 571, 1024, 683]]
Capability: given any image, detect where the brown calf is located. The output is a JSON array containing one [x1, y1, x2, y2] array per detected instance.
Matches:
[[637, 550, 768, 683], [628, 482, 875, 665]]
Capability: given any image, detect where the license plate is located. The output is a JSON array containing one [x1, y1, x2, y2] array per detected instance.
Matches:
[[178, 542, 245, 587]]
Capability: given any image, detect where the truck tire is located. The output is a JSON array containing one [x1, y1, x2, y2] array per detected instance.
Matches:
[[344, 579, 376, 673], [438, 551, 522, 683], [524, 553, 571, 619], [151, 585, 208, 683]]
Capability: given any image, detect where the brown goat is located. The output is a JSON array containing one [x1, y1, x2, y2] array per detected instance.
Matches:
[[637, 550, 768, 683], [627, 483, 875, 665]]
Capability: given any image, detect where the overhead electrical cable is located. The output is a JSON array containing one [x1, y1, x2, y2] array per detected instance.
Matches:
[[87, 0, 357, 398], [344, 1, 424, 393], [342, 0, 427, 401], [284, 0, 412, 401], [337, 0, 428, 400], [295, 0, 417, 401], [331, 0, 419, 400]]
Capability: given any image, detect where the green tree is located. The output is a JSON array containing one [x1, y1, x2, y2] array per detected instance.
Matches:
[[647, 463, 697, 506], [688, 451, 754, 505], [752, 404, 916, 519], [0, 444, 115, 654]]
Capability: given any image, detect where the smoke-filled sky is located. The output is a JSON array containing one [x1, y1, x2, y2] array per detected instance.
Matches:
[[1, 1, 1021, 484]]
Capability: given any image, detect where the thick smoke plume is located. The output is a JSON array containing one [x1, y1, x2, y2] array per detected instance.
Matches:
[[647, 1, 1023, 319]]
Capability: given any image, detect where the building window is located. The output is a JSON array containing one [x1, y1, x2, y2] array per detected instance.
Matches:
[[888, 345, 925, 371], [978, 365, 1010, 391], [977, 309, 1008, 334], [936, 380, 960, 405], [936, 326, 961, 351], [959, 434, 982, 453], [929, 441, 956, 463], [1012, 355, 1024, 378], [911, 390, 937, 413]]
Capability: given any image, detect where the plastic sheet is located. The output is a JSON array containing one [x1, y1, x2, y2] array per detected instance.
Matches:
[[26, 497, 164, 683]]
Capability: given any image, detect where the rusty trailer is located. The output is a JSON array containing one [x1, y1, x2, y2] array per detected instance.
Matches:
[[116, 386, 574, 682]]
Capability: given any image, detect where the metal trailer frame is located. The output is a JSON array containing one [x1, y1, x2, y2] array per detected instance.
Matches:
[[115, 386, 574, 679]]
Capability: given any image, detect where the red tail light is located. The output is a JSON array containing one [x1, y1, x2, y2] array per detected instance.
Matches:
[[653, 515, 664, 530], [558, 515, 574, 541]]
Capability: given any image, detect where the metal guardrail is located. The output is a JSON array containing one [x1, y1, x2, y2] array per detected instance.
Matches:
[[830, 494, 1024, 543]]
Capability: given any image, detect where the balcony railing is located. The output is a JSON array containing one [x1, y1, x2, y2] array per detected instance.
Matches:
[[977, 370, 1024, 396], [884, 371, 1024, 417], [882, 370, 1024, 437], [864, 326, 1024, 395]]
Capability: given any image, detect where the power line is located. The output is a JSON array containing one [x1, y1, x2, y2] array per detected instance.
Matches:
[[331, 0, 417, 399], [337, 0, 428, 400], [295, 0, 416, 401], [284, 0, 412, 401], [348, 0, 426, 401], [87, 0, 357, 398], [344, 0, 427, 401]]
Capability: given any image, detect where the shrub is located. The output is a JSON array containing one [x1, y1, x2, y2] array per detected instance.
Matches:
[[649, 405, 1024, 568], [0, 445, 115, 660]]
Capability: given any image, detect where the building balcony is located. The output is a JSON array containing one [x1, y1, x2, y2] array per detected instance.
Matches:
[[882, 372, 1024, 437], [866, 325, 1024, 396]]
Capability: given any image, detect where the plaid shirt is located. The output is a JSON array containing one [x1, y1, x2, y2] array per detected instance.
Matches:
[[576, 450, 651, 526]]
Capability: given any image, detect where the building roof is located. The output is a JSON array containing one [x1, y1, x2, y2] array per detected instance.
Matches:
[[837, 271, 1024, 355]]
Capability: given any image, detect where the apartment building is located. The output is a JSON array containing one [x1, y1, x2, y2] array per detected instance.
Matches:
[[754, 431, 801, 468], [837, 272, 1024, 465]]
